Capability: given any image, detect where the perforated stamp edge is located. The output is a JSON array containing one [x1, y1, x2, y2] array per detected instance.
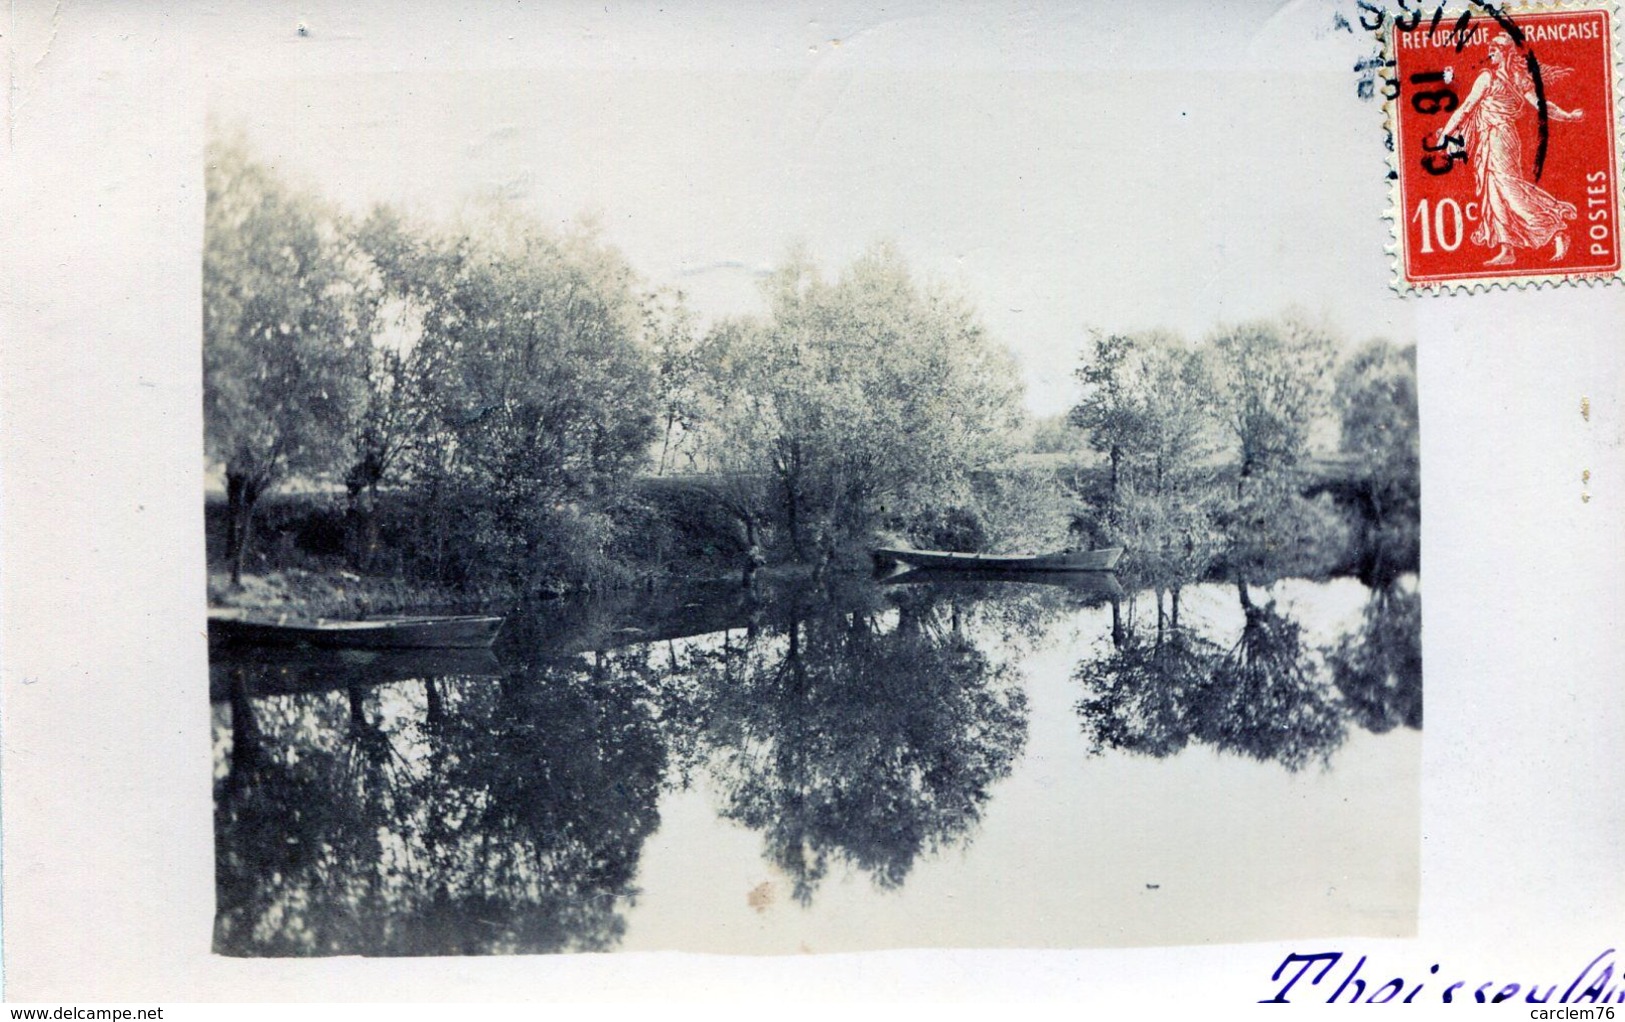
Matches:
[[1382, 0, 1625, 295]]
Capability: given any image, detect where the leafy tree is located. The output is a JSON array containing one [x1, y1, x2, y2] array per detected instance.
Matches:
[[396, 209, 659, 590], [1071, 330, 1213, 494], [960, 466, 1078, 554], [203, 135, 375, 583], [1027, 412, 1087, 455], [1334, 339, 1420, 564], [1070, 330, 1219, 577], [1108, 485, 1226, 588], [1135, 341, 1215, 496], [1206, 318, 1336, 495], [680, 317, 787, 561], [1071, 331, 1144, 493], [340, 205, 464, 568], [695, 244, 1025, 562], [642, 288, 705, 475], [1221, 471, 1354, 583]]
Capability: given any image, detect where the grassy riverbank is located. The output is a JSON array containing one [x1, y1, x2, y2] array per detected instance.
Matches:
[[204, 478, 831, 617], [207, 567, 518, 618]]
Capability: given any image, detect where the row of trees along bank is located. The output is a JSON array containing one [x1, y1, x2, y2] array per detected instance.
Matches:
[[205, 133, 1417, 598], [203, 136, 1026, 594], [1064, 324, 1418, 586]]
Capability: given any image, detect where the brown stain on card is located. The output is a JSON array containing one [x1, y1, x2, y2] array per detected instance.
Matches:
[[747, 881, 775, 913], [1581, 400, 1591, 502]]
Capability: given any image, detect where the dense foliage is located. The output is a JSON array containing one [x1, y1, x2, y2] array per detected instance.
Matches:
[[1070, 321, 1417, 588], [204, 135, 377, 583], [205, 133, 1417, 597], [690, 245, 1026, 563], [204, 139, 1035, 590]]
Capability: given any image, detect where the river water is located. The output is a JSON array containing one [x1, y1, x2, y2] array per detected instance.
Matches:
[[211, 569, 1421, 956]]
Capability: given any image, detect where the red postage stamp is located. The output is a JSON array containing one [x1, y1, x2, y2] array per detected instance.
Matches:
[[1388, 3, 1623, 291]]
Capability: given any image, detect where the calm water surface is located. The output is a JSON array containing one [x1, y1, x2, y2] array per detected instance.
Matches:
[[211, 570, 1421, 955]]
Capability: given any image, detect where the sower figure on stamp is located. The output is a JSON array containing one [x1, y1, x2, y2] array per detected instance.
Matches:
[[1437, 34, 1583, 266]]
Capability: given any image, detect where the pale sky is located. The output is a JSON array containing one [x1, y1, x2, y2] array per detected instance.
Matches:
[[211, 0, 1414, 417]]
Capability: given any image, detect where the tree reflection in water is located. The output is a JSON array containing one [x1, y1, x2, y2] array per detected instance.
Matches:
[[1072, 588, 1223, 760], [1076, 575, 1421, 771], [1327, 581, 1422, 733], [214, 570, 1420, 953], [689, 585, 1031, 904], [215, 666, 355, 954], [1202, 581, 1347, 769], [213, 647, 669, 956]]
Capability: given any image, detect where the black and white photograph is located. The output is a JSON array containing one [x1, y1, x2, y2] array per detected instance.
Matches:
[[2, 0, 1619, 1007], [202, 61, 1422, 957]]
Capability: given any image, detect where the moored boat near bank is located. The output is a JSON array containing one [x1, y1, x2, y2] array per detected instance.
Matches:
[[871, 546, 1123, 573], [208, 610, 505, 649]]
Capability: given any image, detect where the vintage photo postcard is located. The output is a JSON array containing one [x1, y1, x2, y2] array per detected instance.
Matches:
[[3, 0, 1620, 1007]]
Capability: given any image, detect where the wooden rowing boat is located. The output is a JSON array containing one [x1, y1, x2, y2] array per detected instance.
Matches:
[[208, 609, 505, 649], [871, 546, 1123, 572]]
